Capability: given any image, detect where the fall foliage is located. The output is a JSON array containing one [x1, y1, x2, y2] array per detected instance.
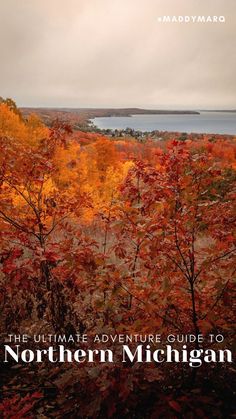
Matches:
[[0, 100, 235, 418]]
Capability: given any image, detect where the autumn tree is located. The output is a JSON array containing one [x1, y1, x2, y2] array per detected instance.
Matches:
[[110, 142, 236, 336], [0, 117, 91, 332]]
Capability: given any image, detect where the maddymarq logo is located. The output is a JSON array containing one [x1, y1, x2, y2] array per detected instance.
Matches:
[[158, 15, 226, 23]]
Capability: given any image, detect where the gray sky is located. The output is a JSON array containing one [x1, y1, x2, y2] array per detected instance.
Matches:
[[0, 0, 235, 109]]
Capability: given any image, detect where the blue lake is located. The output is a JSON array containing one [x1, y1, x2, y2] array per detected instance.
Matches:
[[91, 112, 236, 135]]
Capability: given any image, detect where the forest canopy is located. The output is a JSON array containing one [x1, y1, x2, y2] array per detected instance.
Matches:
[[0, 99, 235, 418]]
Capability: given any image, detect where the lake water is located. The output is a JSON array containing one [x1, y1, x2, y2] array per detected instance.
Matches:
[[91, 112, 236, 135]]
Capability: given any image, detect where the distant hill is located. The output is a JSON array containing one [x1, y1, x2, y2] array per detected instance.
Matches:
[[21, 107, 200, 129]]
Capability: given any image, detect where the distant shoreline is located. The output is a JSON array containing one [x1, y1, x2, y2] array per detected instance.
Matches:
[[21, 107, 200, 114], [20, 107, 236, 113], [20, 107, 236, 135], [90, 111, 236, 136], [20, 107, 200, 131], [21, 107, 200, 120]]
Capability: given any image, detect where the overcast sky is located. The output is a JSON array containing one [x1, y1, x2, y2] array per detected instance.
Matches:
[[0, 0, 235, 109]]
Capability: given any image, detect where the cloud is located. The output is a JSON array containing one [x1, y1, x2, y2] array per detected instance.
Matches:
[[0, 0, 235, 108]]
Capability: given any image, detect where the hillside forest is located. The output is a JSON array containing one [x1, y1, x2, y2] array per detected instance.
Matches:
[[0, 99, 235, 418]]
